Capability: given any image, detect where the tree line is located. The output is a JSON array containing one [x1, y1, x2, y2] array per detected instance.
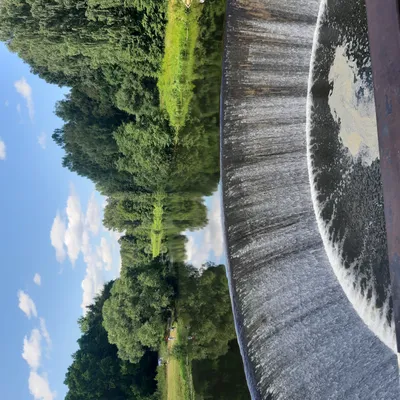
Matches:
[[65, 263, 249, 399]]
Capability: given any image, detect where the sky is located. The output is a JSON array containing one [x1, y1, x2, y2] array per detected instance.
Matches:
[[0, 42, 225, 400]]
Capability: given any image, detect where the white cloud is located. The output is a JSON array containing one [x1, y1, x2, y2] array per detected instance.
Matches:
[[81, 231, 105, 313], [81, 272, 104, 314], [50, 189, 121, 310], [81, 229, 91, 258], [50, 213, 66, 263], [37, 133, 46, 149], [22, 329, 41, 370], [107, 228, 123, 243], [64, 186, 84, 265], [39, 318, 51, 349], [16, 103, 21, 115], [0, 139, 6, 160], [185, 236, 198, 264], [203, 195, 224, 258], [185, 193, 225, 268], [18, 290, 38, 319], [28, 371, 55, 400], [98, 237, 112, 271], [5, 100, 9, 107], [85, 193, 101, 235], [14, 77, 34, 122], [103, 227, 122, 275], [33, 273, 41, 286]]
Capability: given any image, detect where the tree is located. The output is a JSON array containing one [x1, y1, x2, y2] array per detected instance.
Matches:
[[114, 74, 159, 117], [114, 118, 172, 190], [192, 340, 251, 400], [65, 282, 158, 400], [102, 261, 173, 363], [0, 0, 167, 85], [178, 264, 236, 360]]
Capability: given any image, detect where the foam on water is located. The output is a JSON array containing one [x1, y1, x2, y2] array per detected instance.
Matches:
[[328, 46, 379, 165], [306, 0, 396, 353]]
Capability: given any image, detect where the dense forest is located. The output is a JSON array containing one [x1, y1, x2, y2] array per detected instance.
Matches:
[[65, 264, 249, 399], [0, 0, 250, 398]]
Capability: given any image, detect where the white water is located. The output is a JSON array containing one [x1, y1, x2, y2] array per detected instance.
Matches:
[[328, 45, 379, 165], [306, 0, 396, 352], [222, 0, 400, 397]]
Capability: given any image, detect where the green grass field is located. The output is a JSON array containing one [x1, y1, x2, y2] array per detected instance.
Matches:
[[167, 357, 186, 400], [158, 0, 203, 137], [151, 193, 165, 258], [157, 322, 194, 400], [176, 324, 195, 400]]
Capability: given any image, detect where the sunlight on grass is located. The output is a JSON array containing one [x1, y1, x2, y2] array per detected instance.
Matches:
[[157, 321, 195, 400], [158, 0, 203, 137], [168, 323, 193, 400], [151, 193, 165, 258]]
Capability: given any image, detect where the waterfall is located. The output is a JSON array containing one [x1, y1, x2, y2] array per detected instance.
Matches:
[[221, 0, 400, 398]]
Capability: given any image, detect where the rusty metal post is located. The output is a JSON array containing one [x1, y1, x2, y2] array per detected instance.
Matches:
[[365, 0, 400, 356]]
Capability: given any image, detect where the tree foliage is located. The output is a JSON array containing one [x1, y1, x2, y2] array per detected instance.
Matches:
[[178, 264, 237, 361], [102, 261, 174, 363], [192, 340, 251, 400], [65, 282, 158, 400]]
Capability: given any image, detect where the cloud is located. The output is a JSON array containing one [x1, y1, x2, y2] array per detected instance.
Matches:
[[0, 139, 6, 160], [81, 231, 105, 313], [103, 227, 122, 275], [39, 318, 51, 349], [33, 273, 41, 286], [50, 189, 121, 311], [28, 371, 55, 400], [185, 236, 198, 264], [85, 193, 101, 235], [14, 77, 34, 121], [37, 133, 46, 149], [106, 228, 123, 243], [17, 103, 21, 115], [185, 193, 225, 268], [203, 195, 224, 258], [5, 100, 9, 107], [18, 290, 38, 319], [98, 237, 112, 271], [51, 186, 85, 265], [64, 186, 84, 264], [22, 329, 41, 370], [50, 213, 66, 263]]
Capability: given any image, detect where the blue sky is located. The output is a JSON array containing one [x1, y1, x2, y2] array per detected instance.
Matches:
[[0, 42, 225, 400], [0, 43, 121, 400]]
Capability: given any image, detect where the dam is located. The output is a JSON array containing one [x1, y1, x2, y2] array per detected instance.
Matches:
[[221, 0, 400, 398]]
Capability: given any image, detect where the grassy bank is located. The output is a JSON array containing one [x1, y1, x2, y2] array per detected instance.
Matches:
[[157, 322, 194, 400], [175, 323, 195, 400], [158, 0, 203, 136], [151, 196, 164, 258]]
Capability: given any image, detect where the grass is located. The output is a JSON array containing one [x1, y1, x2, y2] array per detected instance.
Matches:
[[158, 0, 203, 137], [157, 322, 195, 400], [156, 363, 168, 400], [151, 193, 165, 258], [167, 358, 186, 399], [176, 324, 194, 400], [156, 341, 169, 400]]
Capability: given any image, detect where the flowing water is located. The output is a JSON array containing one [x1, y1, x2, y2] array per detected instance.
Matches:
[[221, 0, 400, 398], [307, 0, 395, 352]]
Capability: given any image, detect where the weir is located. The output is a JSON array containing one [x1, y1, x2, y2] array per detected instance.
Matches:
[[221, 0, 400, 398]]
